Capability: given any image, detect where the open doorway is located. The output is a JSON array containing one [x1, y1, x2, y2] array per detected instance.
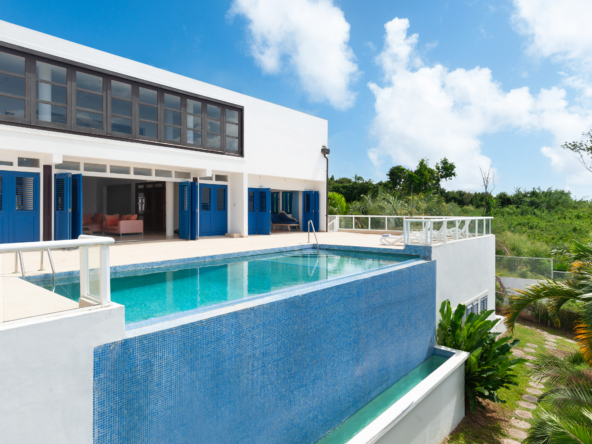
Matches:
[[82, 176, 177, 242]]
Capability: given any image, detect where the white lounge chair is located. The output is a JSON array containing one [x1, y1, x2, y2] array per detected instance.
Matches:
[[380, 233, 404, 246]]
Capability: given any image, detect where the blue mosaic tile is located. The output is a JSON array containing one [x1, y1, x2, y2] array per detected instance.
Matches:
[[93, 259, 436, 444]]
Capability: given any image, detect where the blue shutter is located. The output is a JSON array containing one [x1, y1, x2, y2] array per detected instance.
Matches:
[[256, 188, 271, 235], [248, 188, 256, 235], [190, 182, 198, 240], [302, 191, 313, 231], [179, 182, 190, 240], [313, 191, 320, 231], [54, 172, 71, 241], [71, 174, 83, 239]]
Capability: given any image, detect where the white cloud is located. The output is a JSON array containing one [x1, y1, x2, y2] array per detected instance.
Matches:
[[367, 17, 592, 193], [511, 0, 592, 190], [512, 0, 592, 68], [229, 0, 359, 110]]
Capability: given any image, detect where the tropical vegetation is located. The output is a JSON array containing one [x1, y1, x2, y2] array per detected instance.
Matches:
[[436, 300, 525, 413], [505, 238, 592, 365], [526, 351, 592, 444]]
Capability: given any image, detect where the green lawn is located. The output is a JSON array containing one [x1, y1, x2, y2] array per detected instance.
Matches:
[[443, 322, 579, 444]]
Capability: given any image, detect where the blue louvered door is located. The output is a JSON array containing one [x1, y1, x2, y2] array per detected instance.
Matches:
[[199, 184, 228, 237], [313, 191, 320, 231], [71, 174, 83, 239], [190, 182, 198, 240], [54, 173, 71, 241], [248, 188, 256, 235], [302, 191, 313, 232], [0, 172, 7, 243], [0, 171, 40, 243], [256, 188, 271, 235], [178, 182, 190, 240]]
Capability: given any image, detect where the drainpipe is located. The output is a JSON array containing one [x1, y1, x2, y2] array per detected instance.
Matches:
[[321, 146, 330, 231]]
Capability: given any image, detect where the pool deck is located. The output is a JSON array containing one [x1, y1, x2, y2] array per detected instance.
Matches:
[[1, 232, 404, 323]]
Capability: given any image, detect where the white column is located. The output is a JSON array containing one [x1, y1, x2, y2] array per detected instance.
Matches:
[[228, 172, 248, 236], [166, 181, 174, 237]]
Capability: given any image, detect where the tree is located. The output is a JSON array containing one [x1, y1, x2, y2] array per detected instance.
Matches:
[[386, 158, 457, 194], [479, 165, 495, 216], [563, 129, 592, 173]]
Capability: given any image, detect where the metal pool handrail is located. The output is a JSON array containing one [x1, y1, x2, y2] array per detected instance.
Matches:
[[0, 235, 115, 323], [308, 220, 319, 253]]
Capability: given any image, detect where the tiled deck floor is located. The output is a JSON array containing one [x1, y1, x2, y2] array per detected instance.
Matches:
[[1, 232, 403, 323]]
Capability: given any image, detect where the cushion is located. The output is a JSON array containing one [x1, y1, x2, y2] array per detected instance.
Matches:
[[105, 214, 119, 226], [83, 214, 92, 225], [129, 214, 138, 220], [121, 214, 130, 221], [92, 213, 103, 224], [278, 211, 297, 223]]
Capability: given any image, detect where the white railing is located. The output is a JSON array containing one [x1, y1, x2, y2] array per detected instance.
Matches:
[[403, 217, 492, 245], [0, 235, 114, 323], [328, 215, 493, 246]]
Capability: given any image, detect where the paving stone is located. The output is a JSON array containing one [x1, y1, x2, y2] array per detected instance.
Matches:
[[526, 343, 538, 348], [523, 394, 538, 403], [524, 355, 536, 360], [518, 401, 537, 409], [512, 349, 526, 356], [515, 409, 533, 419], [525, 363, 534, 368], [546, 345, 557, 350], [511, 418, 531, 429], [529, 381, 544, 389], [523, 347, 536, 353], [526, 387, 542, 396], [564, 338, 576, 344], [502, 439, 521, 444], [508, 427, 529, 440]]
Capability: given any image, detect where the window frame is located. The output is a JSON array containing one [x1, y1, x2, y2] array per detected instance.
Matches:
[[108, 78, 134, 138], [33, 59, 70, 129], [0, 48, 28, 124], [0, 44, 245, 157], [74, 68, 106, 135]]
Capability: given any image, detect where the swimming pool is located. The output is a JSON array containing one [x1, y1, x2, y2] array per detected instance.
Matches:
[[34, 248, 417, 324]]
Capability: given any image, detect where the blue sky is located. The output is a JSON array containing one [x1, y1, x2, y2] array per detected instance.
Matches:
[[3, 0, 592, 196]]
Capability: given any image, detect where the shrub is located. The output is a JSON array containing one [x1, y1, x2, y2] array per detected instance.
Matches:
[[437, 300, 526, 413]]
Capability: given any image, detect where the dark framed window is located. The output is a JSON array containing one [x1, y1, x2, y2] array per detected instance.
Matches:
[[216, 188, 225, 211], [35, 61, 68, 126], [138, 87, 158, 139], [206, 104, 221, 150], [225, 108, 240, 153], [75, 71, 104, 132], [186, 99, 202, 147], [163, 93, 181, 143], [0, 50, 26, 121], [248, 191, 254, 212], [110, 80, 132, 135], [0, 45, 244, 156], [271, 192, 279, 213]]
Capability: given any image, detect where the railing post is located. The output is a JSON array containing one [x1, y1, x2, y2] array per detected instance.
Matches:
[[384, 216, 387, 231], [79, 246, 89, 299], [99, 244, 111, 305], [455, 220, 459, 240], [443, 220, 447, 243], [475, 219, 478, 237]]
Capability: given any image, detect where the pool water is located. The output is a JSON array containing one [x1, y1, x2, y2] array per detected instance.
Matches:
[[316, 354, 448, 444], [35, 249, 414, 324]]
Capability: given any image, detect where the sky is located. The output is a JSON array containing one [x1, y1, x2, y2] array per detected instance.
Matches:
[[3, 0, 592, 197]]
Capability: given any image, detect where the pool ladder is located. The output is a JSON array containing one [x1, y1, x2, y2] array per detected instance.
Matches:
[[14, 249, 56, 280], [307, 220, 319, 253]]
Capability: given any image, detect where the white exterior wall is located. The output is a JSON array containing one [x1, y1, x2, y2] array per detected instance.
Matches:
[[0, 304, 125, 444], [430, 235, 496, 312], [375, 358, 465, 444]]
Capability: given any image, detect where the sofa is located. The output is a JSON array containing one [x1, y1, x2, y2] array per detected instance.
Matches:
[[101, 214, 144, 237], [83, 213, 103, 234], [271, 211, 300, 231]]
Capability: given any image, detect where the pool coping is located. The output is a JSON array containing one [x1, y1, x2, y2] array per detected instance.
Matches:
[[122, 244, 425, 338], [345, 345, 469, 444]]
